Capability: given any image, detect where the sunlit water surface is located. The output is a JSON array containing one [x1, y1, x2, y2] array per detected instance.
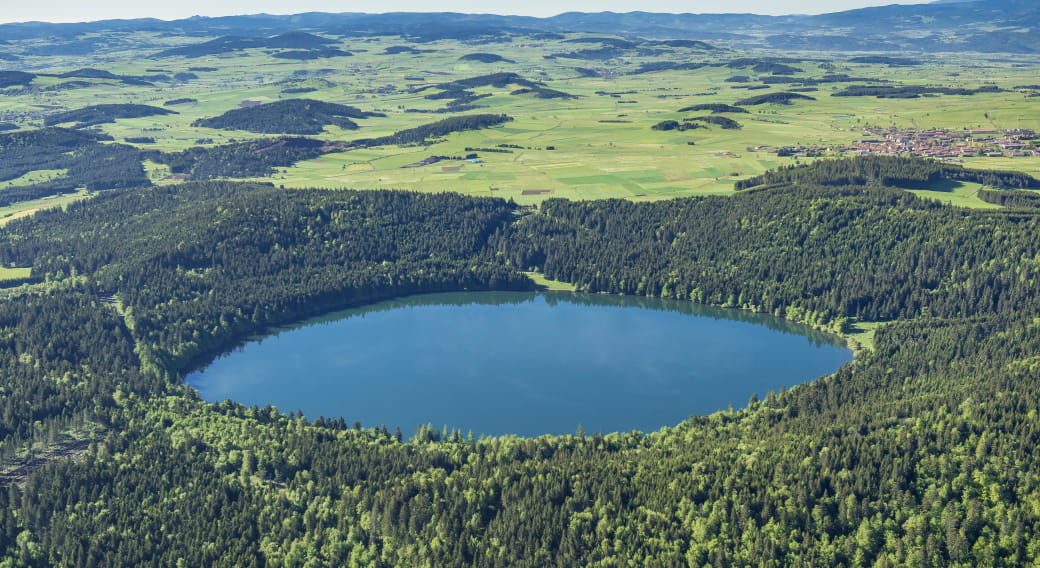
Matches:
[[187, 292, 852, 437]]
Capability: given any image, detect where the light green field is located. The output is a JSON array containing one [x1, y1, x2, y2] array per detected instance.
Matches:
[[0, 169, 67, 189], [2, 33, 1039, 205], [524, 271, 577, 292], [0, 191, 89, 225], [909, 180, 1001, 209], [0, 267, 31, 282], [844, 321, 885, 353]]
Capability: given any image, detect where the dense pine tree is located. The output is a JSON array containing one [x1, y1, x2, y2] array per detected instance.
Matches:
[[0, 157, 1039, 566]]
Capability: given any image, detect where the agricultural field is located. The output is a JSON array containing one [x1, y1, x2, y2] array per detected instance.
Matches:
[[2, 30, 1039, 205]]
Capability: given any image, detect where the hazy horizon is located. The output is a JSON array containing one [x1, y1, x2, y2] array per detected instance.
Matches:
[[0, 0, 938, 25]]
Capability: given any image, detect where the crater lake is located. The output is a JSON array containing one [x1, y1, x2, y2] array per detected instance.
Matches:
[[187, 292, 853, 437]]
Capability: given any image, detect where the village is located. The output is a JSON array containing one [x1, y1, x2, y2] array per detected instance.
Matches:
[[766, 126, 1039, 160], [844, 126, 1039, 159]]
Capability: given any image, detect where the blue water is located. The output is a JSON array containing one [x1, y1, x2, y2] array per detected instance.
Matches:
[[187, 292, 852, 437]]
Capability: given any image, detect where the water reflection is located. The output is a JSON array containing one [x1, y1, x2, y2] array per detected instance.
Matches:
[[188, 291, 851, 437]]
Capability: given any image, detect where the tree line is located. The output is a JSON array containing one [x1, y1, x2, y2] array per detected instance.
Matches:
[[192, 99, 384, 135]]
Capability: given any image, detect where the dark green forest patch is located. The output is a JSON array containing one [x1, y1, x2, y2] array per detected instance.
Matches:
[[644, 39, 718, 50], [832, 84, 1004, 98], [652, 120, 704, 131], [510, 86, 576, 99], [56, 68, 121, 80], [631, 61, 707, 74], [435, 72, 540, 90], [383, 45, 436, 55], [459, 53, 515, 63], [572, 67, 601, 77], [271, 48, 353, 60], [735, 91, 817, 106], [43, 104, 176, 128], [726, 58, 804, 75], [979, 188, 1040, 208], [45, 68, 174, 86], [422, 88, 493, 111], [163, 98, 197, 106], [735, 155, 1040, 190], [678, 103, 749, 113], [422, 72, 574, 104], [563, 37, 638, 49], [155, 32, 335, 58], [0, 70, 34, 88], [849, 56, 922, 66], [685, 115, 742, 129], [192, 99, 384, 135], [149, 137, 332, 179], [553, 47, 628, 60], [352, 113, 513, 147]]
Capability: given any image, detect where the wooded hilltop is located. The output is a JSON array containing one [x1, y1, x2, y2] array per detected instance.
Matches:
[[0, 156, 1038, 566]]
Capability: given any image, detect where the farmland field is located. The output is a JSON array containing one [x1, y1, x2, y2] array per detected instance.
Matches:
[[2, 31, 1039, 205]]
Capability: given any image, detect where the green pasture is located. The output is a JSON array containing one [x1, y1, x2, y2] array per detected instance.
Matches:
[[0, 191, 89, 225], [844, 321, 884, 353], [524, 271, 577, 292], [908, 180, 1002, 209], [0, 169, 67, 189], [0, 267, 31, 282], [1, 33, 1039, 204]]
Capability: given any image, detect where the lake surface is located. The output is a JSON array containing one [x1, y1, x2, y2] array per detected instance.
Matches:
[[187, 292, 852, 437]]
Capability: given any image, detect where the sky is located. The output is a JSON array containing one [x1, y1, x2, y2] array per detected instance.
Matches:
[[0, 0, 936, 25]]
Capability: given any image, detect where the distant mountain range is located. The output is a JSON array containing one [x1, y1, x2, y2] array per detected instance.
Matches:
[[0, 0, 1036, 54]]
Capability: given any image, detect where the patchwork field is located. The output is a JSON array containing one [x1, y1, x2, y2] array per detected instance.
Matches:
[[2, 31, 1039, 205]]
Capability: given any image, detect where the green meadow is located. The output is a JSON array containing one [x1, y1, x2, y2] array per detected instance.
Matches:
[[2, 32, 1039, 205], [0, 191, 88, 225], [908, 180, 1002, 209], [0, 267, 31, 282]]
